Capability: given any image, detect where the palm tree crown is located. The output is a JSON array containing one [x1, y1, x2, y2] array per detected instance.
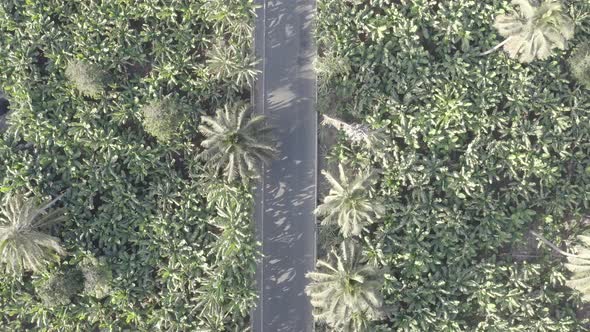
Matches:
[[316, 164, 384, 238], [198, 104, 277, 183], [0, 193, 66, 274], [483, 0, 574, 62], [563, 235, 590, 301], [305, 241, 384, 331]]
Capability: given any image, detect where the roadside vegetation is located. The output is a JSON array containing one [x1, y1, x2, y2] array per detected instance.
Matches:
[[0, 0, 265, 330], [313, 0, 590, 330]]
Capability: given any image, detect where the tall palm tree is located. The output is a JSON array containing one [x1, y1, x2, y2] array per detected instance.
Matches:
[[0, 193, 66, 274], [198, 104, 277, 183], [532, 231, 590, 301], [316, 164, 384, 238], [305, 241, 384, 331], [481, 0, 574, 63]]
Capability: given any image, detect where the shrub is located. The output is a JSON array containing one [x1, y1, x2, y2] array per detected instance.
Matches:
[[569, 42, 590, 88], [36, 269, 84, 307], [80, 256, 112, 299], [141, 98, 185, 143], [65, 60, 106, 98]]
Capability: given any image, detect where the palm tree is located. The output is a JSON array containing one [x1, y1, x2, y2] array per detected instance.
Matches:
[[532, 231, 590, 301], [0, 193, 66, 274], [198, 104, 277, 183], [481, 0, 574, 63], [305, 241, 384, 331], [316, 164, 384, 238]]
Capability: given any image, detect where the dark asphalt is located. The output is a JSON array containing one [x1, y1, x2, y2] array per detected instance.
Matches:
[[252, 0, 317, 331]]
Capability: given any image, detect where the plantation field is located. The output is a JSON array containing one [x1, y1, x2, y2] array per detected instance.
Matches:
[[0, 0, 260, 330], [313, 0, 590, 330]]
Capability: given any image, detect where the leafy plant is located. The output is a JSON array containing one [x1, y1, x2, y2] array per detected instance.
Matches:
[[569, 42, 590, 88], [483, 0, 575, 62], [141, 98, 184, 142], [0, 194, 66, 274], [198, 103, 277, 183], [306, 241, 384, 331], [206, 43, 259, 89], [65, 59, 106, 98], [316, 164, 384, 238]]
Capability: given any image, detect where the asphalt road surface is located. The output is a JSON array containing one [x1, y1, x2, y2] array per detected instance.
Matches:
[[252, 0, 317, 331]]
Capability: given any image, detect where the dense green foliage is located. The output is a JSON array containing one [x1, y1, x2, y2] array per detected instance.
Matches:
[[35, 269, 84, 307], [0, 0, 259, 330], [317, 0, 590, 330]]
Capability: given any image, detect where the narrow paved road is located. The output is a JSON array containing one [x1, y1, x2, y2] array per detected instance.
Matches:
[[252, 0, 317, 331]]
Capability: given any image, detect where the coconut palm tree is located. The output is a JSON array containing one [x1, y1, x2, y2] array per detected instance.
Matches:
[[305, 241, 384, 331], [532, 231, 590, 301], [316, 164, 384, 238], [198, 104, 277, 183], [0, 193, 66, 274], [481, 0, 574, 63]]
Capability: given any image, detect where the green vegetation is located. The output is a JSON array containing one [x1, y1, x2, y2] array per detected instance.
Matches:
[[0, 0, 260, 330], [314, 0, 590, 330], [36, 269, 84, 307]]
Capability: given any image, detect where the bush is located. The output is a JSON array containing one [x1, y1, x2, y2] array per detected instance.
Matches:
[[36, 269, 84, 307], [65, 59, 106, 98], [569, 42, 590, 88], [80, 256, 112, 299], [141, 98, 184, 142]]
